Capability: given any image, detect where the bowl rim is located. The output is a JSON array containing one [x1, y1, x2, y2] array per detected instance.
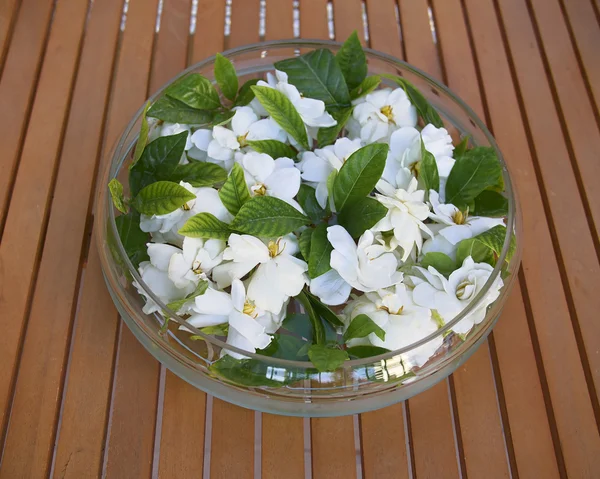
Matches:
[[99, 38, 518, 370]]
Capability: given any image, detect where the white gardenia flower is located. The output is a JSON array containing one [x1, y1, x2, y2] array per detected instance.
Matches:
[[238, 151, 301, 208], [344, 284, 442, 367], [140, 181, 233, 237], [252, 70, 337, 128], [352, 88, 418, 143], [328, 225, 403, 292], [135, 243, 195, 315], [211, 233, 308, 313], [297, 138, 362, 208], [411, 256, 503, 335], [185, 279, 282, 359], [422, 190, 504, 259], [310, 268, 352, 306], [189, 106, 287, 166], [372, 177, 433, 261], [160, 123, 194, 150], [168, 237, 226, 289]]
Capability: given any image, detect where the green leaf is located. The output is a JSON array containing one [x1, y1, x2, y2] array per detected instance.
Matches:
[[382, 74, 444, 128], [344, 314, 385, 342], [169, 161, 227, 187], [210, 109, 235, 126], [282, 313, 313, 341], [308, 344, 348, 372], [230, 196, 310, 236], [247, 139, 297, 159], [108, 178, 128, 214], [317, 107, 353, 147], [326, 170, 337, 207], [297, 184, 328, 223], [308, 223, 332, 279], [420, 252, 456, 276], [214, 53, 238, 100], [333, 143, 388, 212], [165, 73, 221, 110], [218, 163, 251, 216], [472, 190, 508, 217], [274, 49, 351, 108], [454, 135, 470, 157], [132, 181, 196, 216], [350, 75, 381, 100], [258, 334, 310, 360], [129, 131, 188, 196], [419, 138, 439, 192], [445, 146, 503, 209], [147, 95, 215, 124], [167, 280, 209, 312], [337, 196, 387, 239], [251, 86, 309, 149], [132, 101, 151, 166], [455, 225, 515, 267], [234, 78, 260, 106], [346, 345, 391, 359], [115, 211, 149, 267], [305, 291, 344, 328], [298, 228, 313, 261], [191, 323, 229, 338], [209, 355, 287, 387], [296, 290, 325, 345], [336, 31, 367, 90], [178, 212, 232, 240]]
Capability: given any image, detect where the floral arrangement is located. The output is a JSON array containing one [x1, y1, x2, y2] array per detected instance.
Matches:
[[108, 32, 515, 379]]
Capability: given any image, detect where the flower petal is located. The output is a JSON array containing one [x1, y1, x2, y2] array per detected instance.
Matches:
[[193, 287, 233, 315], [310, 269, 352, 305]]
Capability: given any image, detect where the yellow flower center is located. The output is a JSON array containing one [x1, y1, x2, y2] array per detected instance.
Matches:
[[243, 300, 258, 318], [456, 279, 472, 299], [182, 202, 191, 211], [267, 238, 282, 258], [378, 305, 404, 315], [192, 261, 202, 275], [237, 133, 249, 148], [253, 183, 267, 196], [410, 161, 421, 178], [380, 105, 395, 123], [452, 208, 468, 225]]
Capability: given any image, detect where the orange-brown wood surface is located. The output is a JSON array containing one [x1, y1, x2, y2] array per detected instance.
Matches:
[[1, 0, 600, 477]]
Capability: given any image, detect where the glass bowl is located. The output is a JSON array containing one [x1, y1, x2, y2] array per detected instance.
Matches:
[[96, 40, 522, 417]]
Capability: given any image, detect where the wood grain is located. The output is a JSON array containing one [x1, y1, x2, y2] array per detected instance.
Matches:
[[0, 0, 19, 73], [332, 0, 364, 42], [262, 415, 305, 479], [299, 0, 329, 39], [229, 0, 261, 47], [311, 416, 357, 479]]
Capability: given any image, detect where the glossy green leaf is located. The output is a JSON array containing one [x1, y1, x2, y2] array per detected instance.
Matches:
[[234, 78, 259, 106], [346, 345, 391, 359], [420, 252, 456, 276], [336, 31, 367, 89], [178, 212, 232, 240], [132, 101, 151, 166], [132, 181, 196, 215], [308, 223, 332, 279], [317, 107, 353, 147], [108, 178, 128, 214], [257, 334, 310, 360], [230, 196, 310, 236], [445, 146, 503, 210], [472, 190, 508, 217], [274, 49, 351, 108], [298, 228, 313, 261], [219, 163, 251, 215], [297, 184, 328, 223], [210, 110, 235, 126], [282, 313, 313, 341], [115, 211, 149, 267], [190, 323, 229, 339], [209, 355, 287, 387], [456, 225, 515, 267], [382, 74, 443, 128], [326, 170, 337, 207], [419, 138, 439, 192], [305, 291, 344, 328], [165, 73, 221, 110], [296, 290, 325, 345], [167, 280, 209, 312], [247, 139, 297, 159], [343, 314, 385, 341], [129, 131, 188, 196], [214, 53, 238, 100], [454, 135, 470, 157], [333, 143, 388, 212], [147, 96, 215, 124], [251, 86, 309, 149], [169, 161, 227, 187], [308, 344, 348, 372], [350, 75, 381, 100], [337, 196, 387, 239]]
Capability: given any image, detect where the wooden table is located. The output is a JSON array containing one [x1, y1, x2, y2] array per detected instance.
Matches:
[[1, 0, 600, 477]]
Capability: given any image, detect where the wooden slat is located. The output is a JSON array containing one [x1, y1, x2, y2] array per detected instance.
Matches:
[[228, 0, 260, 47], [0, 0, 54, 230], [210, 399, 254, 479], [360, 404, 410, 479], [299, 0, 329, 39], [0, 0, 20, 73], [265, 0, 294, 41], [364, 0, 403, 58], [461, 0, 600, 475], [192, 0, 226, 61], [262, 415, 305, 479], [0, 0, 90, 473], [311, 417, 357, 479], [331, 0, 365, 42]]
